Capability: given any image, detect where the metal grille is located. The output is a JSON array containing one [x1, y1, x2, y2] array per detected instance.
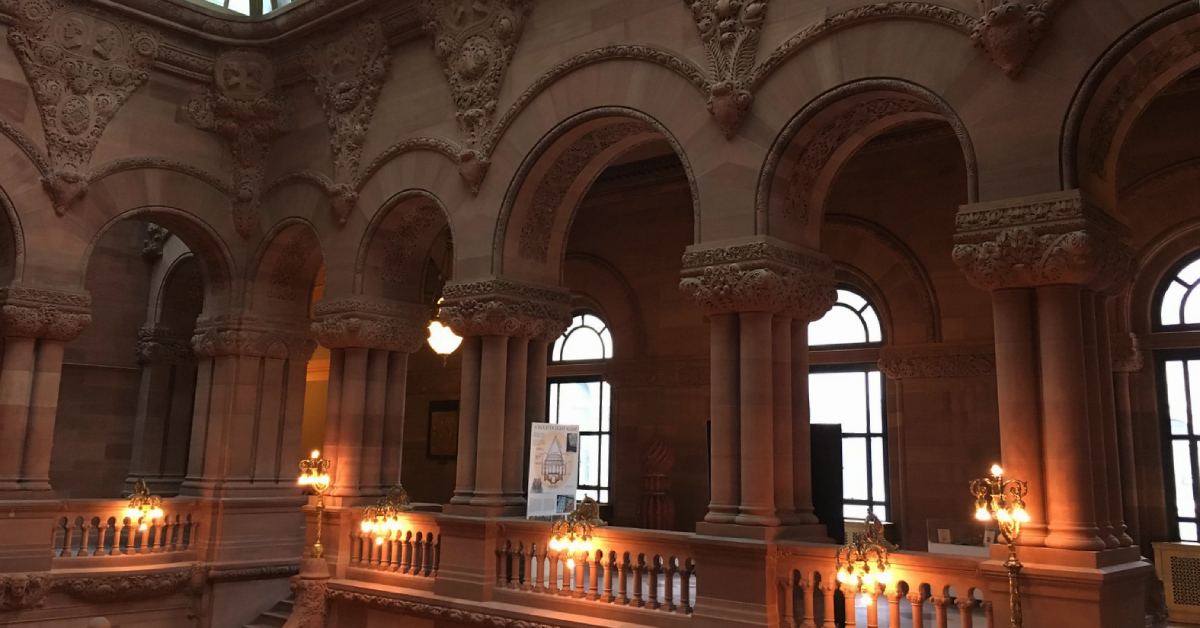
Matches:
[[1170, 555, 1200, 606]]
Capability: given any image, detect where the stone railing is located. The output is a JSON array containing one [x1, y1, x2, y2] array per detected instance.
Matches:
[[346, 510, 440, 580], [493, 519, 697, 620], [777, 541, 995, 628], [49, 498, 201, 567]]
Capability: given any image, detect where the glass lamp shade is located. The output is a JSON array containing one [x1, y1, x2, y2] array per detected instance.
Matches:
[[427, 321, 463, 356]]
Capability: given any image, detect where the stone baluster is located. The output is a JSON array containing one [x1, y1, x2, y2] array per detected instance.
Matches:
[[0, 286, 91, 496], [957, 597, 976, 628], [908, 592, 926, 628], [439, 279, 571, 514], [127, 326, 196, 495], [312, 297, 428, 499], [930, 596, 949, 628], [797, 578, 816, 628], [954, 190, 1133, 551], [887, 590, 901, 627], [680, 239, 835, 538], [842, 584, 858, 626]]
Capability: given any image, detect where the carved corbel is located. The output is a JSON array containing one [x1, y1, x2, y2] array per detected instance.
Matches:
[[6, 1, 160, 215], [302, 20, 390, 224], [183, 50, 288, 239], [679, 240, 836, 321], [972, 1, 1057, 77], [683, 0, 768, 137], [439, 279, 571, 339], [311, 297, 430, 354], [418, 0, 534, 194]]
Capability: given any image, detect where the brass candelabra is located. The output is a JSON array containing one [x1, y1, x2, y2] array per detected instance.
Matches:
[[360, 485, 413, 546], [835, 510, 895, 597], [971, 464, 1031, 628], [123, 478, 165, 532], [549, 497, 605, 569], [297, 449, 332, 558]]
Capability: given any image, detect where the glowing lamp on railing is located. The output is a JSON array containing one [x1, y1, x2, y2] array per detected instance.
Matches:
[[970, 462, 1032, 628], [360, 486, 412, 547], [124, 478, 164, 532], [549, 497, 604, 570], [834, 510, 895, 598]]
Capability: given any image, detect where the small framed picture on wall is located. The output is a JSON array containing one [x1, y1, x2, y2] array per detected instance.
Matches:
[[428, 400, 459, 459]]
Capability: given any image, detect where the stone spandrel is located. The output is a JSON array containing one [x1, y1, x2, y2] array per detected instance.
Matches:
[[438, 278, 571, 340], [679, 239, 836, 322]]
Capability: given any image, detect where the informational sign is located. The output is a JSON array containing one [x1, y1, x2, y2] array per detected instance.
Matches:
[[526, 423, 580, 518]]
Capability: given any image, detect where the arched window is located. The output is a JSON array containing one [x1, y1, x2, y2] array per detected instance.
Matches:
[[193, 0, 295, 17], [547, 314, 613, 503], [809, 287, 888, 521], [1157, 253, 1200, 540]]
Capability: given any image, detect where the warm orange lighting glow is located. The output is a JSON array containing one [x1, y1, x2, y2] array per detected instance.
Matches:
[[990, 463, 1004, 477], [311, 449, 321, 459]]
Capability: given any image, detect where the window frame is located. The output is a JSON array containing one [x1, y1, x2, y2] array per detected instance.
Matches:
[[1153, 253, 1200, 332], [809, 362, 891, 521], [1156, 349, 1200, 541], [808, 285, 886, 350], [545, 374, 611, 504]]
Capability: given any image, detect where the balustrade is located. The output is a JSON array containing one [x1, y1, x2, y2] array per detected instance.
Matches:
[[49, 498, 198, 564], [346, 511, 440, 578]]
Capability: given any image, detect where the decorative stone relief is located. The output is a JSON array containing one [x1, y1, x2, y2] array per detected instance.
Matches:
[[641, 438, 676, 530], [418, 0, 534, 191], [378, 204, 443, 288], [142, 223, 171, 260], [326, 587, 560, 628], [191, 316, 314, 361], [0, 286, 91, 341], [971, 1, 1058, 78], [439, 279, 571, 340], [207, 563, 299, 583], [679, 240, 836, 321], [56, 564, 204, 603], [302, 20, 390, 224], [953, 191, 1133, 291], [183, 49, 288, 239], [877, 345, 995, 379], [311, 298, 429, 353], [0, 573, 50, 611], [683, 0, 767, 137], [136, 326, 194, 365], [289, 576, 329, 628], [6, 1, 159, 214], [519, 121, 651, 262]]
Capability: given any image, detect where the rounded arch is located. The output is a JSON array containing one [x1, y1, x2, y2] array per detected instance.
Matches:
[[247, 218, 325, 320], [563, 252, 647, 358], [355, 189, 452, 304], [758, 78, 978, 249], [812, 266, 890, 348], [1125, 217, 1200, 336], [151, 250, 203, 331], [494, 106, 699, 285], [1063, 2, 1200, 211]]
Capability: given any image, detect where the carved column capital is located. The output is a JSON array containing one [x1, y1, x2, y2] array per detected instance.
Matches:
[[191, 315, 314, 361], [136, 326, 194, 365], [679, 239, 835, 321], [311, 297, 429, 353], [0, 286, 92, 341], [953, 190, 1133, 292], [439, 279, 571, 340]]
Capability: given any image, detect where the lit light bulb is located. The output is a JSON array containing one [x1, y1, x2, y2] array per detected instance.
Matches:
[[138, 522, 148, 532], [427, 321, 463, 356], [149, 507, 164, 520], [375, 536, 385, 546], [990, 463, 1004, 477], [975, 506, 991, 522], [1014, 507, 1030, 523], [310, 450, 320, 460], [360, 520, 373, 534], [566, 557, 576, 570], [124, 507, 141, 520]]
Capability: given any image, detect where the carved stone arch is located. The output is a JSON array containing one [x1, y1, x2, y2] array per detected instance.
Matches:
[[78, 206, 236, 315], [494, 107, 699, 285], [1063, 2, 1200, 212], [822, 215, 941, 344], [830, 262, 894, 345], [247, 218, 325, 321], [150, 250, 203, 332], [757, 78, 978, 249], [355, 189, 452, 304], [0, 181, 26, 288], [1123, 217, 1200, 336], [563, 252, 647, 358]]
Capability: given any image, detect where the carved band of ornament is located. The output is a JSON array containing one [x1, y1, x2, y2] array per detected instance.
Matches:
[[327, 587, 561, 628], [191, 317, 314, 360], [877, 346, 995, 379], [207, 563, 300, 583], [311, 298, 430, 353], [55, 564, 205, 603], [953, 190, 1121, 234], [439, 279, 571, 340], [137, 326, 194, 365], [5, 1, 161, 215], [0, 286, 92, 341], [679, 242, 836, 320], [1086, 29, 1200, 178], [356, 136, 472, 193], [518, 121, 654, 262]]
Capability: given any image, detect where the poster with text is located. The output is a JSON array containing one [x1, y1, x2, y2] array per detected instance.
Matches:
[[526, 423, 580, 518]]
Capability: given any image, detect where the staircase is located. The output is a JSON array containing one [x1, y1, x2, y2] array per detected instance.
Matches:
[[243, 596, 294, 628]]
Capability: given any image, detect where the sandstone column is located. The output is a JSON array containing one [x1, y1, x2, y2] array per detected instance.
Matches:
[[439, 279, 571, 516], [0, 286, 90, 495], [126, 326, 197, 495], [680, 239, 835, 539], [311, 298, 427, 501]]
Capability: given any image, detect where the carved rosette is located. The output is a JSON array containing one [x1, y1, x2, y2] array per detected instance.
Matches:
[[953, 191, 1134, 292], [311, 298, 429, 354], [679, 241, 836, 321], [971, 1, 1054, 78], [6, 1, 160, 214], [0, 286, 91, 341], [418, 0, 533, 191], [191, 316, 314, 361], [183, 50, 288, 239], [302, 20, 390, 224], [683, 0, 768, 137], [439, 279, 571, 340], [877, 344, 996, 379], [136, 326, 194, 365], [0, 573, 50, 611]]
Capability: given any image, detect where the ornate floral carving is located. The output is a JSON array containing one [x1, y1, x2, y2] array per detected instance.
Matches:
[[142, 223, 171, 260], [877, 345, 995, 379], [684, 0, 767, 137], [6, 2, 160, 214], [287, 576, 329, 628], [0, 285, 91, 341], [302, 20, 390, 223], [679, 241, 836, 321], [136, 326, 194, 365], [311, 298, 429, 353], [191, 316, 314, 361], [953, 191, 1133, 291], [419, 0, 533, 192], [972, 1, 1059, 78], [0, 573, 50, 611], [326, 587, 560, 628], [378, 204, 442, 288], [56, 564, 204, 602], [207, 563, 300, 582], [439, 279, 571, 340], [519, 121, 652, 262], [183, 49, 287, 239]]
